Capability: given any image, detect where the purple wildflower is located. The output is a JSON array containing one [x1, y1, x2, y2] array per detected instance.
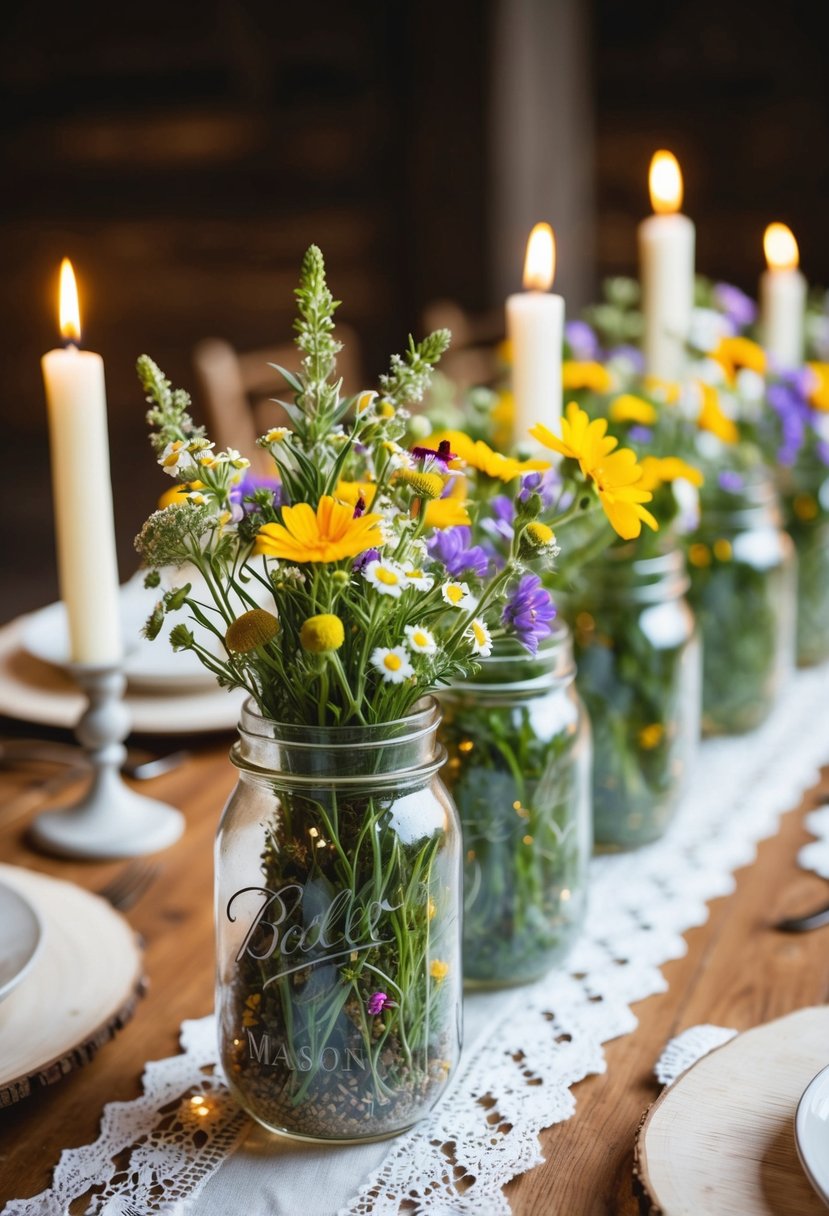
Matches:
[[479, 495, 516, 545], [230, 474, 281, 510], [502, 574, 557, 656], [411, 439, 457, 466], [518, 469, 561, 509], [565, 319, 600, 361], [628, 425, 653, 445], [353, 547, 381, 574], [427, 527, 490, 578], [713, 282, 757, 331], [607, 344, 646, 374], [367, 991, 395, 1016], [718, 470, 744, 494], [766, 368, 816, 466], [818, 440, 829, 466]]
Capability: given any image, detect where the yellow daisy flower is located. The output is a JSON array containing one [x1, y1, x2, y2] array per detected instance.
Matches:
[[638, 456, 704, 493], [711, 336, 767, 381], [255, 496, 384, 562], [531, 403, 658, 541], [562, 361, 615, 393], [424, 498, 471, 529], [697, 382, 739, 444], [609, 394, 658, 426], [335, 479, 377, 508], [428, 430, 549, 482], [807, 363, 829, 412]]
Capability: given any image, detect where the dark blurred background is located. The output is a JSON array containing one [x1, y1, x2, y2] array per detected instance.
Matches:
[[3, 0, 829, 619]]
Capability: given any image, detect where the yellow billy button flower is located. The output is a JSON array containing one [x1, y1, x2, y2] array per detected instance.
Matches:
[[225, 609, 280, 654], [299, 613, 345, 654], [609, 394, 658, 426], [442, 581, 475, 609], [255, 496, 384, 563], [531, 403, 658, 541], [562, 361, 615, 393], [404, 624, 437, 654], [399, 469, 445, 500], [429, 959, 450, 982], [370, 646, 415, 684]]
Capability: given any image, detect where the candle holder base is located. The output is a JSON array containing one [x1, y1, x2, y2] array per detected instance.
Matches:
[[30, 663, 185, 860]]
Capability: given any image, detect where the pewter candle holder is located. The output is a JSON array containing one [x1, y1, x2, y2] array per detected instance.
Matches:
[[30, 663, 185, 859]]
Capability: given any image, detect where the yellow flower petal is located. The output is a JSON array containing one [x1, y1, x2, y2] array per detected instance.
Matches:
[[255, 496, 383, 562]]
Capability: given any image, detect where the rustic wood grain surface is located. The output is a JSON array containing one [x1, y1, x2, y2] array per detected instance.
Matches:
[[0, 739, 827, 1214]]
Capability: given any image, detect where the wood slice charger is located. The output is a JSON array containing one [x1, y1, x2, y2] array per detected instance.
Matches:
[[0, 863, 145, 1106], [635, 1007, 829, 1216]]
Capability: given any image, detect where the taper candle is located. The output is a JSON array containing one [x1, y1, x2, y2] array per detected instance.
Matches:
[[41, 260, 122, 663], [760, 222, 806, 369], [506, 222, 563, 449], [638, 150, 695, 381]]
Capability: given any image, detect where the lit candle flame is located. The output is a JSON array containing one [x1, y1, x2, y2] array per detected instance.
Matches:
[[763, 222, 799, 271], [523, 223, 555, 291], [59, 258, 81, 344], [648, 151, 683, 215]]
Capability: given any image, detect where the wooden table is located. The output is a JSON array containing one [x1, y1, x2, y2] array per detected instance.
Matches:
[[1, 733, 828, 1214]]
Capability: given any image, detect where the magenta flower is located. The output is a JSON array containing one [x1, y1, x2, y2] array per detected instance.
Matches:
[[367, 991, 395, 1016], [411, 439, 457, 466]]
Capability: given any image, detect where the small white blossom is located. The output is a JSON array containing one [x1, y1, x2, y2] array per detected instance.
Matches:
[[363, 559, 406, 598], [441, 581, 474, 609], [403, 565, 434, 591], [159, 440, 193, 478], [382, 440, 413, 471], [688, 307, 730, 354], [404, 625, 437, 655], [371, 646, 414, 684], [262, 427, 291, 445], [467, 618, 492, 656]]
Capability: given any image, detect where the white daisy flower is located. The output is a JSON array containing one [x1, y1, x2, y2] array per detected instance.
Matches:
[[159, 440, 192, 478], [404, 625, 437, 655], [263, 427, 291, 444], [371, 646, 414, 684], [403, 565, 434, 591], [441, 581, 474, 609], [363, 559, 406, 597], [467, 618, 493, 656]]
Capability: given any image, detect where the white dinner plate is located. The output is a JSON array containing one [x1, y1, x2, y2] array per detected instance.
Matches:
[[795, 1062, 829, 1206], [0, 881, 43, 1005], [21, 573, 217, 694]]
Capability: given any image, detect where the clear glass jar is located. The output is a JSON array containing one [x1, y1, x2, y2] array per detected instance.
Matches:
[[437, 627, 592, 988], [215, 699, 462, 1143], [565, 545, 700, 850], [685, 469, 796, 733], [781, 459, 829, 666]]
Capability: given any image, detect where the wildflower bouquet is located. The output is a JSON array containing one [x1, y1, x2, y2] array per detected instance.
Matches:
[[136, 245, 654, 1133]]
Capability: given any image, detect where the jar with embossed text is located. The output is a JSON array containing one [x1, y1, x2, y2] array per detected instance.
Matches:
[[215, 697, 462, 1142]]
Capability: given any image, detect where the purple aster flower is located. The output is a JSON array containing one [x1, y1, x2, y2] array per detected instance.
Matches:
[[502, 574, 557, 656], [565, 319, 600, 361], [367, 991, 395, 1016], [230, 473, 281, 510], [713, 282, 757, 331], [607, 344, 646, 374], [818, 440, 829, 466], [718, 470, 744, 494], [518, 469, 561, 509], [766, 369, 815, 466], [628, 425, 653, 445], [353, 547, 381, 573], [479, 495, 516, 545], [427, 526, 490, 578]]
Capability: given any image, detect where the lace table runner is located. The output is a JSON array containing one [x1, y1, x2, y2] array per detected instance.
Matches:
[[8, 663, 829, 1216]]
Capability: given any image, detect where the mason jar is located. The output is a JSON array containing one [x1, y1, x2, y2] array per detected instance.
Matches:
[[780, 459, 829, 666], [565, 545, 700, 850], [215, 698, 462, 1143], [685, 469, 797, 733], [437, 626, 591, 988]]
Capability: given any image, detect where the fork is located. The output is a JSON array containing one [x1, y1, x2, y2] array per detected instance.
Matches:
[[774, 900, 829, 933], [97, 860, 162, 911]]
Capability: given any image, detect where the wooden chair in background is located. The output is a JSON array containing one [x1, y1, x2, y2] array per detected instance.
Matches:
[[192, 328, 364, 475], [421, 299, 504, 394]]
